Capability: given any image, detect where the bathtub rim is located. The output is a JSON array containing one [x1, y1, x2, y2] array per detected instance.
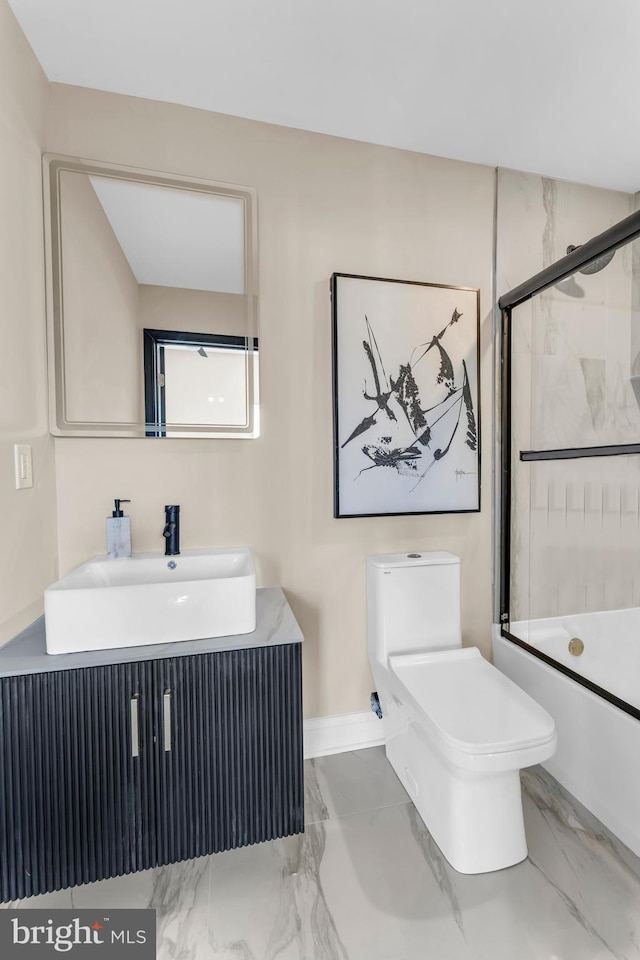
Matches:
[[498, 625, 640, 723]]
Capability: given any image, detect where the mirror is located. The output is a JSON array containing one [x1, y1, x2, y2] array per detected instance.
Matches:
[[43, 154, 259, 437]]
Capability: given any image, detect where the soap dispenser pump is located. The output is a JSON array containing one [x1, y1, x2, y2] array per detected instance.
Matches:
[[106, 499, 132, 560]]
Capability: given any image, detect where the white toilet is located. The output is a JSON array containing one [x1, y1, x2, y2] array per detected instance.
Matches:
[[367, 551, 556, 874]]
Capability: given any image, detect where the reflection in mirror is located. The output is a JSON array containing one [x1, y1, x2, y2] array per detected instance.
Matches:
[[143, 329, 258, 437], [43, 155, 258, 437]]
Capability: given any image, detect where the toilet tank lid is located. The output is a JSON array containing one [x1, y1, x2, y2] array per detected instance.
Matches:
[[367, 551, 460, 569]]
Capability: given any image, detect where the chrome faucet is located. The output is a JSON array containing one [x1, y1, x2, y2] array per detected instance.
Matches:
[[163, 505, 180, 556]]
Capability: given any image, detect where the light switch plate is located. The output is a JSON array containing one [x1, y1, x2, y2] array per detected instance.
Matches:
[[14, 444, 33, 490]]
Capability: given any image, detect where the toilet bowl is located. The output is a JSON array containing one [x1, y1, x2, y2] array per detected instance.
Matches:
[[367, 552, 556, 875]]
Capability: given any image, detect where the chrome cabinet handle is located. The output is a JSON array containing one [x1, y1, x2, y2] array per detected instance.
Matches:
[[163, 690, 172, 752], [130, 695, 140, 758]]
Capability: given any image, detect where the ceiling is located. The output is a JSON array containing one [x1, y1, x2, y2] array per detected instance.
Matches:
[[9, 0, 640, 193], [86, 176, 245, 293]]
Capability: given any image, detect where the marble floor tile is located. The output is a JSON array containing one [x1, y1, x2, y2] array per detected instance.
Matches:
[[71, 858, 213, 960], [317, 803, 472, 960], [204, 831, 348, 959], [405, 799, 633, 960], [521, 769, 640, 960], [70, 868, 160, 911], [4, 889, 74, 909], [321, 797, 636, 960], [304, 745, 408, 825], [6, 750, 640, 960]]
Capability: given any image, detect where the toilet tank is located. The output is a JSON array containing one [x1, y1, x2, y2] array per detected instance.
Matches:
[[367, 552, 461, 661]]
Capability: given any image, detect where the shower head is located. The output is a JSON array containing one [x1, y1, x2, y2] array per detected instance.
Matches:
[[566, 244, 615, 275]]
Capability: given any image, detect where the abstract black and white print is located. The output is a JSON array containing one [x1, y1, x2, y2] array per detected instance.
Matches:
[[332, 274, 480, 517]]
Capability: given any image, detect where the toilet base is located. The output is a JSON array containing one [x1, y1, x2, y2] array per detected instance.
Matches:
[[386, 717, 528, 874]]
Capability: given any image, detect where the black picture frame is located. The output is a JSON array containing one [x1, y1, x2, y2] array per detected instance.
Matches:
[[331, 273, 481, 518]]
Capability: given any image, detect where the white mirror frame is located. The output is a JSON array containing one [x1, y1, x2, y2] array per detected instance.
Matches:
[[43, 154, 259, 438]]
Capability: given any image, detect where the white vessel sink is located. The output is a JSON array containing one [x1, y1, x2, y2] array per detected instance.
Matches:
[[44, 548, 256, 655]]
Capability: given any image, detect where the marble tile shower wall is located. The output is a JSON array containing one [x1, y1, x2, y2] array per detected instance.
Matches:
[[526, 456, 640, 618], [496, 169, 640, 621]]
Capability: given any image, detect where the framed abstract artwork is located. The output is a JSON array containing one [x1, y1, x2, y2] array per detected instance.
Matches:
[[331, 273, 480, 518]]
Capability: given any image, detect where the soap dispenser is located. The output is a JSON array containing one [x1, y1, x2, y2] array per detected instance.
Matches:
[[106, 499, 132, 560]]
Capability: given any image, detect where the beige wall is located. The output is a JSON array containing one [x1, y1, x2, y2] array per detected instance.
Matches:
[[138, 286, 246, 337], [0, 0, 58, 642], [46, 84, 495, 719], [59, 172, 140, 423]]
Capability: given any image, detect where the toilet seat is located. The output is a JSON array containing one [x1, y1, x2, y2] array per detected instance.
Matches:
[[388, 647, 556, 759]]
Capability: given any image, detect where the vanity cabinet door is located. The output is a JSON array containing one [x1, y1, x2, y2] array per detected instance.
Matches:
[[0, 661, 155, 901], [153, 643, 304, 866]]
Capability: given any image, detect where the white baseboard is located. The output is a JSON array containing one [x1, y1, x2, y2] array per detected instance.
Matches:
[[303, 709, 386, 759]]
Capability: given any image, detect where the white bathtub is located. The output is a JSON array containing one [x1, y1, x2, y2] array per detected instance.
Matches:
[[493, 617, 640, 857], [507, 609, 640, 709]]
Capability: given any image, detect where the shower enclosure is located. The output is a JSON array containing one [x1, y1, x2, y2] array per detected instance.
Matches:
[[494, 205, 640, 856]]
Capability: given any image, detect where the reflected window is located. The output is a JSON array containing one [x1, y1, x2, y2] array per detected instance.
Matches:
[[143, 329, 258, 437]]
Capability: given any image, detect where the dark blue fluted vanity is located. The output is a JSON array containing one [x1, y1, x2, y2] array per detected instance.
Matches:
[[0, 588, 303, 902]]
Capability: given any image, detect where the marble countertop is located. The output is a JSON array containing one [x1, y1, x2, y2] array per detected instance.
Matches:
[[0, 587, 303, 678]]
